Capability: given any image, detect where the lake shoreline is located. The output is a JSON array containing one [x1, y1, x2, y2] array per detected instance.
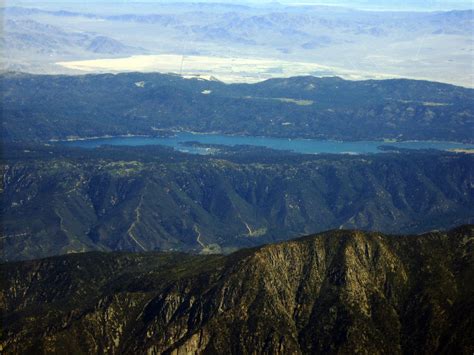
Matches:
[[58, 131, 474, 155], [50, 130, 474, 145]]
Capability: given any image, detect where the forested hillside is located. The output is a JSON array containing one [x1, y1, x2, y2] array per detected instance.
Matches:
[[3, 145, 473, 261], [2, 72, 473, 142]]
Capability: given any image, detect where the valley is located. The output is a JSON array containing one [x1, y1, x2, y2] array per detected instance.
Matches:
[[2, 3, 473, 87], [2, 71, 473, 262], [55, 53, 404, 84]]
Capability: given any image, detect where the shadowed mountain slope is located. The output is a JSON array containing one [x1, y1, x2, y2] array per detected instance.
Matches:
[[1, 225, 473, 353]]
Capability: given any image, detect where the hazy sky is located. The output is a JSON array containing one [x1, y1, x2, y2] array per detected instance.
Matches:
[[281, 1, 473, 10], [6, 0, 474, 9], [4, 0, 474, 13]]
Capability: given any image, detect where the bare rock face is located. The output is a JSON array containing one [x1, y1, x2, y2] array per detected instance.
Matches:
[[1, 225, 473, 354]]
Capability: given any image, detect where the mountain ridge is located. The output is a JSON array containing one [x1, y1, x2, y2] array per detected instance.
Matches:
[[2, 72, 473, 143], [2, 225, 473, 353], [3, 145, 473, 261]]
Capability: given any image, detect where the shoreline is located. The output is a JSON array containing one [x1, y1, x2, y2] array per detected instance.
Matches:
[[50, 131, 474, 146], [49, 133, 150, 142]]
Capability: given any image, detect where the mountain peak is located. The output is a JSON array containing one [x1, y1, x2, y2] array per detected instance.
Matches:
[[2, 226, 473, 353]]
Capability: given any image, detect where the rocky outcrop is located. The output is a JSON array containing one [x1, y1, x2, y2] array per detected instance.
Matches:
[[1, 225, 473, 354]]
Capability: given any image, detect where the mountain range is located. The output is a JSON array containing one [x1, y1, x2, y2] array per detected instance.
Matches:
[[2, 18, 142, 57], [2, 73, 473, 143], [1, 4, 472, 86], [1, 3, 473, 352], [3, 144, 473, 261]]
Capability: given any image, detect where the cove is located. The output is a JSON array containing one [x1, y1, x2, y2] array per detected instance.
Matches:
[[62, 132, 474, 155]]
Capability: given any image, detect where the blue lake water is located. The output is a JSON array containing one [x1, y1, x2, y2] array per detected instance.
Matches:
[[63, 132, 474, 155]]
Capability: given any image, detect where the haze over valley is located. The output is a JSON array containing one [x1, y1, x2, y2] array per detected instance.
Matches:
[[2, 1, 473, 86]]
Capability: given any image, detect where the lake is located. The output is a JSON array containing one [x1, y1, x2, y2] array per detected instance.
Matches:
[[63, 132, 474, 155]]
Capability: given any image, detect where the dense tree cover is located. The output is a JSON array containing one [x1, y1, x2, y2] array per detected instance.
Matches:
[[2, 71, 473, 353], [3, 144, 473, 261], [2, 72, 473, 142]]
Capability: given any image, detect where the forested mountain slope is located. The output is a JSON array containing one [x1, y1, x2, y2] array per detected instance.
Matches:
[[2, 145, 473, 261], [2, 225, 473, 354], [2, 72, 473, 142]]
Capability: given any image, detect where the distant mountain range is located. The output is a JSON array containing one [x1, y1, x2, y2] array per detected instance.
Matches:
[[285, 0, 474, 11], [2, 225, 473, 353], [2, 18, 143, 57], [1, 4, 472, 86]]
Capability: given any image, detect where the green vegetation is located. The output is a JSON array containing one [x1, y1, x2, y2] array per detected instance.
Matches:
[[2, 73, 473, 143], [1, 71, 473, 354], [1, 226, 473, 353], [2, 144, 473, 261]]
